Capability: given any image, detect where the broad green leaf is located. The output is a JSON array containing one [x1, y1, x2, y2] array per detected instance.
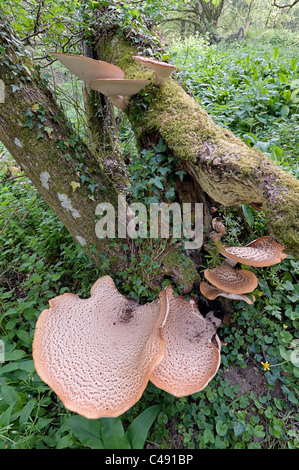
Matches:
[[0, 404, 14, 427], [66, 415, 104, 449], [216, 420, 228, 437], [291, 88, 299, 103], [290, 58, 297, 72], [1, 385, 22, 406], [280, 105, 289, 117], [126, 405, 160, 449], [19, 398, 37, 429], [279, 73, 287, 83], [273, 47, 279, 60], [242, 204, 254, 227], [100, 417, 131, 449]]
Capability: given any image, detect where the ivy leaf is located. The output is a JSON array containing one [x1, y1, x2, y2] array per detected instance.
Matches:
[[70, 181, 80, 192], [216, 420, 228, 437]]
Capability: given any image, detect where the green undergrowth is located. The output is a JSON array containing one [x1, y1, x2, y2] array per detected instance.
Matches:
[[171, 35, 299, 178], [0, 156, 298, 449]]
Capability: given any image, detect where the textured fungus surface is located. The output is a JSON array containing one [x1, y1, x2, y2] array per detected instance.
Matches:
[[33, 276, 168, 418], [220, 236, 287, 267], [204, 264, 258, 294], [150, 286, 221, 397]]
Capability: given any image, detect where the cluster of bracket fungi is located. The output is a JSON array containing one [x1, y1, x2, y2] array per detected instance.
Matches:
[[52, 51, 178, 110], [32, 222, 286, 419], [200, 217, 287, 306], [33, 53, 288, 419]]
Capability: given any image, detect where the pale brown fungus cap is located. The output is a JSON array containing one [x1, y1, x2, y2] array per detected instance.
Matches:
[[150, 286, 221, 397], [204, 264, 258, 294], [220, 236, 287, 267], [200, 281, 255, 305], [132, 56, 178, 85], [52, 52, 125, 84], [89, 78, 151, 109], [33, 276, 168, 419], [212, 217, 226, 236]]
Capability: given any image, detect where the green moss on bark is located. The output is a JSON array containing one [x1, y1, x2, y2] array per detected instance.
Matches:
[[161, 248, 200, 293]]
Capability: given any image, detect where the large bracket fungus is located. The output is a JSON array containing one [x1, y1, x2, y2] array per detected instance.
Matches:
[[89, 78, 151, 110], [200, 281, 256, 305], [52, 52, 125, 83], [33, 276, 168, 419], [219, 236, 287, 267], [33, 277, 222, 418], [203, 264, 258, 295], [150, 286, 221, 397], [132, 56, 178, 85], [52, 52, 151, 109]]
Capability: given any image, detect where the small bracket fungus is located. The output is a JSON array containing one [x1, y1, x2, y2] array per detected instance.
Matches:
[[132, 56, 178, 85], [209, 217, 226, 243], [200, 281, 255, 305], [204, 264, 258, 294], [212, 217, 226, 236], [52, 52, 125, 84], [219, 236, 287, 267], [89, 78, 151, 110], [150, 286, 221, 397], [33, 276, 168, 419]]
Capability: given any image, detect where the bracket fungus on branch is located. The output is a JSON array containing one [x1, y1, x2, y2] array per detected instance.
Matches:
[[52, 52, 150, 110], [150, 286, 221, 397], [52, 52, 125, 83], [89, 78, 151, 110], [132, 56, 178, 85], [219, 236, 287, 267], [33, 276, 168, 419]]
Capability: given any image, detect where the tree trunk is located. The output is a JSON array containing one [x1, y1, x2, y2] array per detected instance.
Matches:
[[0, 19, 125, 272]]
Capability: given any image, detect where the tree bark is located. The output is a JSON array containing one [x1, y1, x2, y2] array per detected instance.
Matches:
[[0, 19, 125, 272], [1, 8, 299, 303]]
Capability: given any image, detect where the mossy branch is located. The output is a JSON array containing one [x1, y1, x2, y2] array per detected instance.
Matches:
[[97, 36, 299, 259]]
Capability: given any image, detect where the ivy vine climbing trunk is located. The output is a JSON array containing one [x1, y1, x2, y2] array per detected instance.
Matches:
[[0, 18, 126, 272], [0, 16, 199, 292]]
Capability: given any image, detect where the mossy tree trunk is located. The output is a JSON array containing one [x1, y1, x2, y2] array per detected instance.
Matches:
[[94, 26, 299, 260], [0, 20, 126, 272]]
